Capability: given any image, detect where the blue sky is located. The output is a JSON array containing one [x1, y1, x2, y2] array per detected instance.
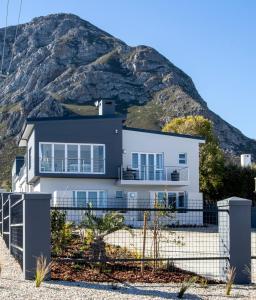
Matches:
[[0, 0, 255, 138]]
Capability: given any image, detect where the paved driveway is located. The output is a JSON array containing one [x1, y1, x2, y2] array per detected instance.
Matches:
[[106, 227, 256, 281]]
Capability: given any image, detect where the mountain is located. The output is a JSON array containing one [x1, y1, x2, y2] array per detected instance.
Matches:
[[0, 13, 254, 186]]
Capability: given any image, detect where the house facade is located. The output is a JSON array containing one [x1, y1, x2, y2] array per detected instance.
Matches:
[[12, 100, 205, 226]]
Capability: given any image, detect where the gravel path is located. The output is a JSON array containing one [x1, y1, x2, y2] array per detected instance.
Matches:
[[0, 238, 255, 300]]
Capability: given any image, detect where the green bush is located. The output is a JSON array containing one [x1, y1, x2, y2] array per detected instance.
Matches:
[[51, 210, 73, 255]]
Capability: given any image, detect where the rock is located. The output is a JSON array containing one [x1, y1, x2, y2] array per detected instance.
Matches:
[[0, 12, 254, 158]]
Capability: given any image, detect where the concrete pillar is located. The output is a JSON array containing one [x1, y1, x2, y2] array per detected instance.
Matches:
[[23, 193, 51, 280], [218, 197, 251, 284]]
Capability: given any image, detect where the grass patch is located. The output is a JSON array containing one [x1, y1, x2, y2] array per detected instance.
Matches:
[[62, 104, 98, 116]]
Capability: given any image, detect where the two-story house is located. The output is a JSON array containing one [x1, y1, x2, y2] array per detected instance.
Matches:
[[12, 100, 205, 226]]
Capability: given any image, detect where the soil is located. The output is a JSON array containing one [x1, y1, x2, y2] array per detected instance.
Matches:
[[51, 260, 214, 283], [51, 235, 219, 284]]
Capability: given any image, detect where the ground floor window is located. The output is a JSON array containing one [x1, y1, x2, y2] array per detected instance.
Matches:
[[153, 191, 188, 209], [72, 190, 107, 208]]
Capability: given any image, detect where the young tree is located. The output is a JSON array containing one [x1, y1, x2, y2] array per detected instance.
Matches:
[[162, 115, 225, 200]]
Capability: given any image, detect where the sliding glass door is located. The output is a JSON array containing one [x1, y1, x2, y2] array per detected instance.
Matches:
[[132, 152, 164, 180]]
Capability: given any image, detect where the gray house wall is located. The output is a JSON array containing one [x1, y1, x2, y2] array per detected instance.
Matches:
[[29, 117, 123, 182]]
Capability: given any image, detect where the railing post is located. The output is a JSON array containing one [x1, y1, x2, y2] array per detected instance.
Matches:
[[23, 193, 51, 280], [218, 197, 251, 284]]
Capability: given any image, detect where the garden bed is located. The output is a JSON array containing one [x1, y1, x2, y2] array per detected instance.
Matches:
[[51, 260, 210, 283], [51, 235, 218, 284]]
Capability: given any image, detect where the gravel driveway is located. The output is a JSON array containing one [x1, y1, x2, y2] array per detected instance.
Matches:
[[0, 237, 256, 299]]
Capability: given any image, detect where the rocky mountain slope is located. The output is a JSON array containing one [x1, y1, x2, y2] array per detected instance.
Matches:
[[0, 13, 254, 186]]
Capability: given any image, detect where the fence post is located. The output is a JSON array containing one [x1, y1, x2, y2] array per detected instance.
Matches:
[[218, 197, 251, 284], [23, 193, 51, 280]]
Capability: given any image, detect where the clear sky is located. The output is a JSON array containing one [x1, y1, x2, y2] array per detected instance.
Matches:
[[0, 0, 255, 138]]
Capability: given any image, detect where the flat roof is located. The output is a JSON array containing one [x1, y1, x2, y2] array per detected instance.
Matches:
[[123, 126, 205, 141], [26, 114, 125, 123]]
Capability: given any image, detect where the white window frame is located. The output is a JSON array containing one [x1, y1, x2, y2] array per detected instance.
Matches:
[[72, 190, 107, 207], [151, 191, 187, 208], [131, 152, 164, 180], [39, 142, 105, 174], [179, 153, 187, 165]]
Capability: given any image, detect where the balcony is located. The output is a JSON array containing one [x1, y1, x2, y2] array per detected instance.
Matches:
[[39, 158, 105, 174], [117, 165, 189, 186]]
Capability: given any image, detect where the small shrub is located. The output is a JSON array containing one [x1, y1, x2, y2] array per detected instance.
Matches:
[[51, 210, 73, 255], [178, 276, 197, 299], [35, 255, 52, 288], [199, 277, 208, 288], [80, 210, 131, 261], [226, 267, 236, 296]]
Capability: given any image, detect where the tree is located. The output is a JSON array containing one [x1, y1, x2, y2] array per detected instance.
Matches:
[[162, 115, 225, 200]]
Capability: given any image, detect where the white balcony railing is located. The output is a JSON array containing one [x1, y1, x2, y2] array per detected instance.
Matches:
[[119, 165, 189, 182], [39, 157, 105, 174]]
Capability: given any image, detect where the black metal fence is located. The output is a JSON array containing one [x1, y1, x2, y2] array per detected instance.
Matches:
[[0, 193, 24, 268], [10, 194, 24, 268], [51, 198, 229, 281], [2, 193, 10, 247]]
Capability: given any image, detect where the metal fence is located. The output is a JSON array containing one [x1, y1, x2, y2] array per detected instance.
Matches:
[[10, 194, 24, 268], [0, 192, 51, 279], [0, 193, 24, 268], [51, 198, 229, 281]]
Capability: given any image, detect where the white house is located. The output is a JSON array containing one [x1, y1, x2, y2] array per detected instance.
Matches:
[[12, 100, 205, 226]]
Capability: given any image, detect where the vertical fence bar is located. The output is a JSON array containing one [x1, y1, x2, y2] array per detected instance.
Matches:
[[218, 197, 251, 284], [23, 193, 51, 280]]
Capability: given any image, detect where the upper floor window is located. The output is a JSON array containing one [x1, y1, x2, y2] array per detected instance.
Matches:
[[131, 152, 164, 180], [39, 142, 105, 174], [179, 153, 187, 165]]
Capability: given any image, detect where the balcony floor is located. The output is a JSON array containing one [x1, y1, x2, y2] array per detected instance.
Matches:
[[116, 179, 190, 186]]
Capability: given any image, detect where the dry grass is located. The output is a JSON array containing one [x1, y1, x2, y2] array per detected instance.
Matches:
[[177, 276, 197, 298], [225, 266, 236, 296], [35, 255, 52, 288]]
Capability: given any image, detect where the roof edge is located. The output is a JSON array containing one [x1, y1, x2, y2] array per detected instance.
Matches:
[[123, 126, 205, 141], [26, 114, 126, 123]]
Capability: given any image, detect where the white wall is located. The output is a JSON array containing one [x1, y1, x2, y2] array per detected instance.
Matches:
[[27, 130, 35, 183], [122, 130, 202, 193]]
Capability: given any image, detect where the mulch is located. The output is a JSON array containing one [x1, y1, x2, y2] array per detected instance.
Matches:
[[51, 260, 219, 284], [51, 235, 220, 284]]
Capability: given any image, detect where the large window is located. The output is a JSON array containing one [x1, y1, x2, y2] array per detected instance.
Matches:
[[72, 190, 107, 208], [39, 143, 105, 174], [132, 152, 164, 180], [154, 191, 187, 209]]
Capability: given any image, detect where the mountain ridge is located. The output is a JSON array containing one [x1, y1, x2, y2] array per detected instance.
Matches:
[[0, 13, 254, 184]]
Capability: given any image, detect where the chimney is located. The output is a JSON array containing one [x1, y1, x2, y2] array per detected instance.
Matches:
[[95, 99, 115, 116], [241, 154, 252, 168]]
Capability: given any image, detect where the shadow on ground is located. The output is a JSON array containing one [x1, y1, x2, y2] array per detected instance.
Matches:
[[48, 280, 202, 299]]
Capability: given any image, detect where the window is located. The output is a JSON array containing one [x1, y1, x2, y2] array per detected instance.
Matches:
[[179, 153, 187, 165], [155, 191, 187, 209], [67, 144, 78, 172], [28, 147, 32, 170], [72, 190, 107, 208], [39, 143, 105, 174], [54, 144, 65, 172], [132, 153, 139, 169], [131, 152, 164, 180], [93, 145, 104, 173], [80, 145, 91, 172], [40, 143, 52, 172]]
